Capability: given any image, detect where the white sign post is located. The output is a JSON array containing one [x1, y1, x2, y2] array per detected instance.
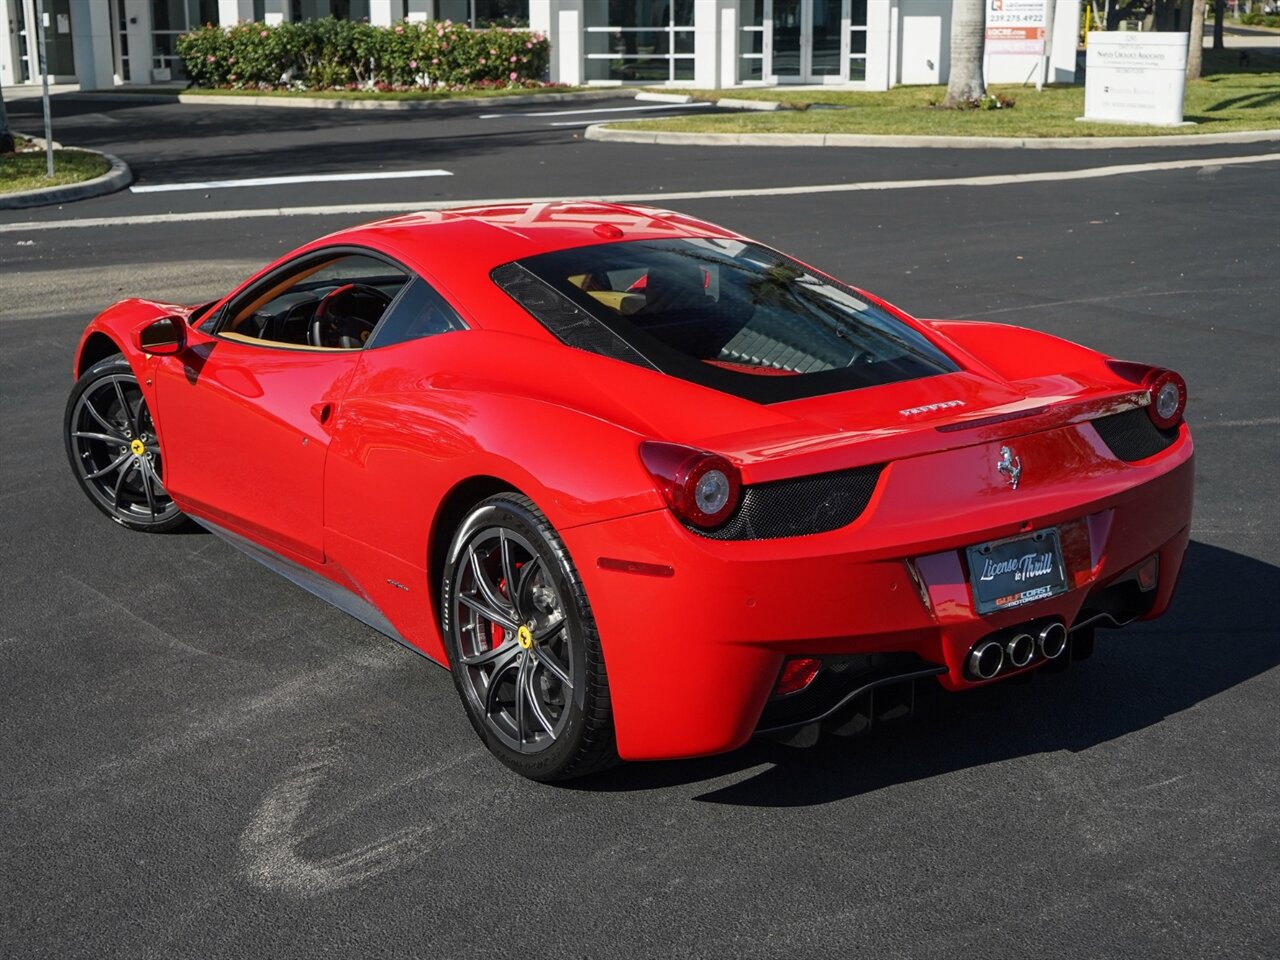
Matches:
[[1083, 32, 1192, 126]]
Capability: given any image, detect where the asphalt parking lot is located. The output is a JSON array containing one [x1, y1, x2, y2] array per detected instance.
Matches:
[[2, 97, 1278, 958]]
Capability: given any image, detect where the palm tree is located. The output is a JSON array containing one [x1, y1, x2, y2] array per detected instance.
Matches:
[[942, 0, 986, 107], [0, 85, 14, 154], [1187, 0, 1208, 79]]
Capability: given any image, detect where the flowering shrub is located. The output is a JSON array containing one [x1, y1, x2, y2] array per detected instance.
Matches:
[[957, 93, 1016, 111], [177, 17, 550, 90]]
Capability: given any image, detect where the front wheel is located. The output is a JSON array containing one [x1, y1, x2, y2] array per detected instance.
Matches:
[[441, 493, 617, 782], [64, 355, 186, 532]]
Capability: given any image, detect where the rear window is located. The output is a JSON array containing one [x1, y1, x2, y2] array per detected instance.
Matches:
[[496, 238, 958, 403]]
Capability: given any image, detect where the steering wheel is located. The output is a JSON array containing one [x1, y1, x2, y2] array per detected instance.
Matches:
[[308, 283, 392, 349]]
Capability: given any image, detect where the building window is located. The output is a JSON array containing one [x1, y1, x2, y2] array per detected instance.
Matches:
[[437, 0, 529, 27], [584, 0, 696, 84], [150, 0, 219, 80], [848, 0, 867, 83], [739, 0, 764, 83]]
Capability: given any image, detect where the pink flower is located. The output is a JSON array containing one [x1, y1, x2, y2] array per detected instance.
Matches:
[[509, 71, 518, 80], [525, 41, 533, 49], [409, 59, 417, 68], [207, 54, 216, 62], [489, 48, 497, 55], [509, 55, 517, 62], [259, 29, 268, 37], [431, 57, 439, 64], [479, 57, 486, 64], [228, 55, 235, 62], [228, 73, 237, 80]]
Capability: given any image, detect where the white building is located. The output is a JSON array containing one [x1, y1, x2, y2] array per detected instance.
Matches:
[[2, 1, 1078, 92]]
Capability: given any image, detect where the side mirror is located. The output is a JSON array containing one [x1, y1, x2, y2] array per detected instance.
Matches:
[[134, 316, 186, 355]]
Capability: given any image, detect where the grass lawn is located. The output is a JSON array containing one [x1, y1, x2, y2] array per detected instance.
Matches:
[[628, 51, 1280, 138], [0, 142, 111, 195], [96, 83, 589, 101]]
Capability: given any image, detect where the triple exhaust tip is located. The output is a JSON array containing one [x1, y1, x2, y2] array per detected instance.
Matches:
[[968, 621, 1068, 680]]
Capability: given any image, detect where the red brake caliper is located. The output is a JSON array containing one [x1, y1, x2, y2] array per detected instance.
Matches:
[[487, 562, 523, 652]]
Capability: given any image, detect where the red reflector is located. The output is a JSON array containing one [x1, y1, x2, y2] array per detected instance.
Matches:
[[775, 657, 822, 697], [596, 557, 675, 578], [1136, 555, 1159, 592]]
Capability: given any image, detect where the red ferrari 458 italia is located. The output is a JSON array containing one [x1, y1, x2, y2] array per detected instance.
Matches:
[[65, 202, 1193, 781]]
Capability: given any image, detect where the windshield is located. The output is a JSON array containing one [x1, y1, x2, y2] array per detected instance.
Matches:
[[497, 238, 958, 403]]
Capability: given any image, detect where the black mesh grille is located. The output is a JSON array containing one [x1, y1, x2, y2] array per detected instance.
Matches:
[[490, 262, 656, 369], [755, 652, 940, 732], [1090, 408, 1179, 462], [689, 464, 883, 540]]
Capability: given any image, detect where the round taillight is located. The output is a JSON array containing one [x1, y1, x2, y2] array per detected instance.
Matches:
[[639, 441, 742, 529], [1144, 369, 1187, 430]]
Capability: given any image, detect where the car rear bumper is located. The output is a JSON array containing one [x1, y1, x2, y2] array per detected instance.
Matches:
[[562, 426, 1194, 762]]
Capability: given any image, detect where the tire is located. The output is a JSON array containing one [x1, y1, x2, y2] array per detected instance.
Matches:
[[64, 355, 186, 533], [441, 493, 617, 782]]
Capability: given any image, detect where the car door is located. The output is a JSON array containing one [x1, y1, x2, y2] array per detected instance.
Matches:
[[153, 249, 408, 564]]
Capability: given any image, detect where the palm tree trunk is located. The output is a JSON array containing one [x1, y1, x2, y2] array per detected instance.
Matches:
[[943, 0, 986, 107], [1187, 0, 1207, 79]]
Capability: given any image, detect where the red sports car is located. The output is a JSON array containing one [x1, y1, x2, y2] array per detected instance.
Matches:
[[64, 202, 1193, 781]]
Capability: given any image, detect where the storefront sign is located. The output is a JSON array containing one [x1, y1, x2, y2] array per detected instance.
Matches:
[[986, 0, 1047, 55], [1084, 32, 1190, 126]]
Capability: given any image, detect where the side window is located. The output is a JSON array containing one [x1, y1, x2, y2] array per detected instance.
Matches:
[[221, 252, 408, 350], [366, 277, 466, 349]]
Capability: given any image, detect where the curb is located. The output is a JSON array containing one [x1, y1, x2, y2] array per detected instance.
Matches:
[[66, 87, 625, 112], [584, 123, 1280, 150], [0, 149, 132, 209]]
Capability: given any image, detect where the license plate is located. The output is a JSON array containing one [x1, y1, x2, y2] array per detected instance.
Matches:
[[966, 528, 1068, 615]]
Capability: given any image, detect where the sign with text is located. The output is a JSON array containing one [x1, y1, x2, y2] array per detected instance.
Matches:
[[986, 0, 1047, 55], [1084, 32, 1189, 126]]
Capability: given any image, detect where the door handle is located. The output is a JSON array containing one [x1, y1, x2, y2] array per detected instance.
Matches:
[[310, 402, 332, 425]]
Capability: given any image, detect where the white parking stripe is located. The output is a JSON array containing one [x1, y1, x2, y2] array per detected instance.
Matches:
[[130, 169, 453, 194], [4, 152, 1277, 233], [478, 102, 714, 119]]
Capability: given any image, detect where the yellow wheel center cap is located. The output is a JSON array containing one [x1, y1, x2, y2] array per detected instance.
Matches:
[[130, 438, 146, 456], [517, 624, 534, 650]]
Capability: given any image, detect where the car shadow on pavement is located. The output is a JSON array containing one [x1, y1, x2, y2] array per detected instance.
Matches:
[[578, 540, 1280, 804]]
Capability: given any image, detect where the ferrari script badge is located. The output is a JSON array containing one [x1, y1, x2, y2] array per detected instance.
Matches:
[[997, 446, 1022, 490]]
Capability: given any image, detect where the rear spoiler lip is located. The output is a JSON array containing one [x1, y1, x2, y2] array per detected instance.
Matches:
[[935, 391, 1148, 434]]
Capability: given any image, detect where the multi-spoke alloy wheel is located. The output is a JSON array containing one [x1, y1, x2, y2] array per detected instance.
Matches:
[[442, 494, 616, 781], [64, 356, 185, 532]]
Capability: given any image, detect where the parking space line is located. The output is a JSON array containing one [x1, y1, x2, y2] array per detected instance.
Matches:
[[478, 102, 714, 120], [131, 169, 453, 194]]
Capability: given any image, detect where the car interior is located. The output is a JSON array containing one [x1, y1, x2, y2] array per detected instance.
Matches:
[[219, 253, 409, 350]]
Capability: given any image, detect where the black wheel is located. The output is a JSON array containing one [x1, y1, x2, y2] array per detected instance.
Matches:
[[64, 355, 186, 532], [441, 493, 617, 782]]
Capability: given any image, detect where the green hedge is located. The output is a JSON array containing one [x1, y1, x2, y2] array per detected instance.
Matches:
[[177, 18, 550, 90], [1240, 13, 1280, 27]]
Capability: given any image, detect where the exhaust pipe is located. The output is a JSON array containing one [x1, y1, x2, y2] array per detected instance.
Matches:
[[1006, 632, 1036, 669], [968, 640, 1004, 680], [1038, 621, 1068, 660]]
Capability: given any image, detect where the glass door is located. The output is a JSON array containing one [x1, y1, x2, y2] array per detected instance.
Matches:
[[767, 0, 849, 84], [810, 0, 844, 79], [770, 0, 802, 82]]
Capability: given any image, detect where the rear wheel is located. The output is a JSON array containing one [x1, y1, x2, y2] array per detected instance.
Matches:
[[441, 493, 617, 782], [64, 355, 185, 532]]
